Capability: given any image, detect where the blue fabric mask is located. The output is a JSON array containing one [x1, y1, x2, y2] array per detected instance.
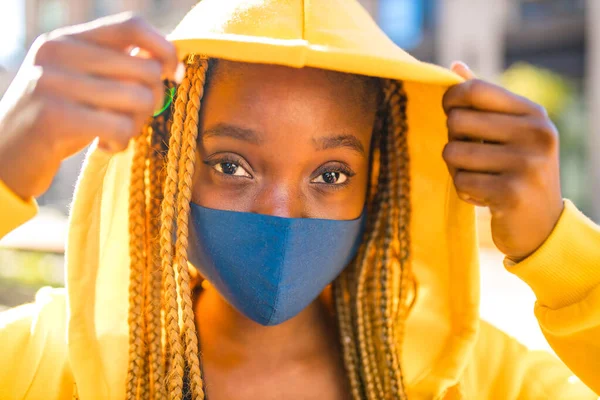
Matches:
[[187, 203, 366, 326]]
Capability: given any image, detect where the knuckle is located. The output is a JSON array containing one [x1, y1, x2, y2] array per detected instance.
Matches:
[[530, 118, 559, 150], [541, 123, 559, 149], [442, 88, 454, 112], [466, 79, 485, 102], [446, 110, 461, 131], [33, 37, 61, 65], [30, 68, 52, 97], [453, 171, 473, 191], [442, 142, 458, 163], [35, 67, 62, 91], [531, 103, 548, 118]]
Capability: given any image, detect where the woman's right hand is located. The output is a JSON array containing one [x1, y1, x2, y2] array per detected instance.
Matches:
[[0, 13, 182, 200]]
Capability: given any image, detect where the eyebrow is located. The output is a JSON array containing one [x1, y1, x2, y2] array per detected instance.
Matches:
[[202, 123, 366, 156], [202, 123, 262, 145], [313, 134, 366, 157]]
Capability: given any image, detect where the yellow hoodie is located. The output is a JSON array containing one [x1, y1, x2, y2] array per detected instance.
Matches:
[[1, 0, 599, 399]]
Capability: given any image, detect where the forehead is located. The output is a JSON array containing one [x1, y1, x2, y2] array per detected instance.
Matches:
[[204, 60, 379, 117]]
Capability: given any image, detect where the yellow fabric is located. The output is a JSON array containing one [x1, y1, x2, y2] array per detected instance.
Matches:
[[0, 0, 598, 398], [0, 179, 37, 238], [507, 200, 600, 396]]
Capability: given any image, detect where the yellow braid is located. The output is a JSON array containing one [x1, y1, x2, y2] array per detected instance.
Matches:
[[174, 55, 209, 400], [356, 187, 387, 398], [379, 82, 404, 398], [159, 63, 195, 399], [146, 121, 168, 399], [127, 128, 150, 399], [384, 80, 413, 397], [334, 78, 414, 399]]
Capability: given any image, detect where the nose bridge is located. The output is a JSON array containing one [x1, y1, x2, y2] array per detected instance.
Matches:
[[253, 180, 304, 218]]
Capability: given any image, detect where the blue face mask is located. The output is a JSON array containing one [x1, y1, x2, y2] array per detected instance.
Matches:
[[187, 203, 366, 326]]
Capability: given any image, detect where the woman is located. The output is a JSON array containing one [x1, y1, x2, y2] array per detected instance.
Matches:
[[0, 1, 598, 399]]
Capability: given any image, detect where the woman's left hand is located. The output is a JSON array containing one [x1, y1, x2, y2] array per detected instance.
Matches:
[[442, 62, 564, 261]]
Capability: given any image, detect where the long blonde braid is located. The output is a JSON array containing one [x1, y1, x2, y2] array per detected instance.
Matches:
[[334, 79, 414, 400], [125, 60, 414, 399], [126, 126, 150, 400], [145, 115, 168, 399], [174, 55, 209, 400]]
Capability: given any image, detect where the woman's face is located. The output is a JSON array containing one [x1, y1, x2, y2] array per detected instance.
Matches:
[[191, 61, 378, 220]]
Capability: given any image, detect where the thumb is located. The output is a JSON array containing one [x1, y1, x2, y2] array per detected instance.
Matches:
[[451, 61, 477, 80]]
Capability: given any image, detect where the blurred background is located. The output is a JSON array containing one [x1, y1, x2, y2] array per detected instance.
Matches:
[[0, 0, 596, 352]]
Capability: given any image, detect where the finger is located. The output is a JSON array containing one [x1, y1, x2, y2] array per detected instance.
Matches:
[[38, 95, 143, 155], [131, 47, 185, 87], [450, 61, 476, 81], [56, 13, 179, 81], [34, 36, 164, 88], [443, 141, 521, 174], [453, 171, 519, 209], [36, 67, 162, 116], [447, 109, 548, 145], [443, 78, 547, 117]]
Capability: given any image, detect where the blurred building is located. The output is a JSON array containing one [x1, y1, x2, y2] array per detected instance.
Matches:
[[0, 0, 598, 218]]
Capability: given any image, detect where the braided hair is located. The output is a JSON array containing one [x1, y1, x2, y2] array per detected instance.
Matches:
[[124, 55, 415, 400]]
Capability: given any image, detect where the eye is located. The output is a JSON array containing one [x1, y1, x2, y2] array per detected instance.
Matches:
[[212, 161, 252, 178], [311, 171, 349, 185]]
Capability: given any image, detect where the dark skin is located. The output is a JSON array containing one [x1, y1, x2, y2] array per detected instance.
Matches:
[[443, 63, 563, 260], [0, 14, 564, 400], [191, 61, 375, 219], [191, 61, 377, 400]]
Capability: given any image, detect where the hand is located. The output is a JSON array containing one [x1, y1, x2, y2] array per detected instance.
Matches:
[[0, 13, 183, 200], [442, 62, 564, 260]]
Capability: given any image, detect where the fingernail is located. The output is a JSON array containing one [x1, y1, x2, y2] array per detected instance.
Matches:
[[451, 60, 468, 71], [174, 62, 185, 84]]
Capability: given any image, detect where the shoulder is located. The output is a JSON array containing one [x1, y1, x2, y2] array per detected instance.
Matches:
[[0, 287, 73, 400], [1, 286, 67, 334], [463, 320, 595, 399]]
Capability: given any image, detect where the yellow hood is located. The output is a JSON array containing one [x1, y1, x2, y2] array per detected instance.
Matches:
[[66, 1, 478, 398]]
